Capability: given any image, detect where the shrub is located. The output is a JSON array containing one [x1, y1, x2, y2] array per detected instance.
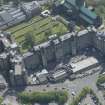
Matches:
[[18, 91, 68, 105], [70, 87, 102, 105], [0, 96, 3, 105], [96, 74, 105, 86]]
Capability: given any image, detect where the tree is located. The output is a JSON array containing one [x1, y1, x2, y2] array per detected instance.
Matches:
[[18, 91, 68, 105], [25, 32, 35, 49], [0, 96, 3, 104], [45, 29, 52, 39]]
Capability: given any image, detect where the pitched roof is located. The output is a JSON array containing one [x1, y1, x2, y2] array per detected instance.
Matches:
[[63, 0, 97, 24], [80, 6, 97, 20]]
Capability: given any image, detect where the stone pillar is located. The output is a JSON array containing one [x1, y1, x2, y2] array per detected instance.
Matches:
[[9, 70, 15, 86], [40, 47, 47, 68]]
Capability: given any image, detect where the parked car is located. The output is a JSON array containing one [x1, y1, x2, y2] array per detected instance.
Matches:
[[41, 10, 51, 17]]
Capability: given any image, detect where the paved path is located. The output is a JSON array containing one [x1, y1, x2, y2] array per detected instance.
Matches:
[[81, 95, 95, 105]]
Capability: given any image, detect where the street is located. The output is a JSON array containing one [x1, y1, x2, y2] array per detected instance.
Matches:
[[25, 71, 105, 105], [2, 71, 105, 105]]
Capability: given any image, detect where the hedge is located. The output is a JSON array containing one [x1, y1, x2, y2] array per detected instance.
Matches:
[[18, 91, 68, 105], [96, 74, 105, 86]]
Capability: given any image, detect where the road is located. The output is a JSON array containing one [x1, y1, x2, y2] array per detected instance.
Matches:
[[2, 71, 105, 105], [25, 71, 105, 105]]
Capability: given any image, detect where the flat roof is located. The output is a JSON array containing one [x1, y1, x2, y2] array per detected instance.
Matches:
[[53, 69, 67, 79], [71, 57, 99, 73], [80, 6, 97, 20], [1, 37, 11, 48], [78, 29, 89, 37], [0, 74, 7, 84], [36, 69, 48, 77], [15, 64, 22, 75], [49, 103, 58, 105]]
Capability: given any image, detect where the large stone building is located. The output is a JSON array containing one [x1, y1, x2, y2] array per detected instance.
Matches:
[[94, 31, 105, 54], [53, 0, 102, 28], [10, 55, 27, 86], [0, 26, 104, 86], [0, 31, 27, 86], [0, 0, 104, 87], [23, 27, 99, 70], [0, 1, 41, 30]]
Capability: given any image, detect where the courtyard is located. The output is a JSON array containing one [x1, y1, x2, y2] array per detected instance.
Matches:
[[6, 15, 68, 53]]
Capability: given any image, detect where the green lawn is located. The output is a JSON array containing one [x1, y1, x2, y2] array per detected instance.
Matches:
[[6, 16, 68, 53]]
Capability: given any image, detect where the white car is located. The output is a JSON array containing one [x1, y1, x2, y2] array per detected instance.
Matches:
[[71, 91, 76, 96], [41, 10, 51, 17]]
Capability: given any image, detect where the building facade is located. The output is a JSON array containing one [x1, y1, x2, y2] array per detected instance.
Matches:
[[0, 1, 41, 30], [23, 27, 98, 70], [54, 0, 102, 28]]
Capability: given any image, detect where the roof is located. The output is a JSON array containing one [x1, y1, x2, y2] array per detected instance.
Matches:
[[64, 0, 76, 7], [63, 0, 97, 24], [0, 53, 8, 59], [38, 75, 47, 83], [77, 28, 89, 36], [96, 31, 105, 38], [0, 75, 7, 84], [79, 6, 97, 24], [1, 37, 11, 48], [80, 6, 97, 20], [71, 57, 98, 73], [0, 11, 14, 23], [22, 1, 40, 10], [60, 32, 72, 41], [15, 64, 22, 75], [79, 13, 93, 24], [36, 69, 48, 77], [23, 52, 34, 58], [49, 103, 58, 105], [53, 69, 67, 79]]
